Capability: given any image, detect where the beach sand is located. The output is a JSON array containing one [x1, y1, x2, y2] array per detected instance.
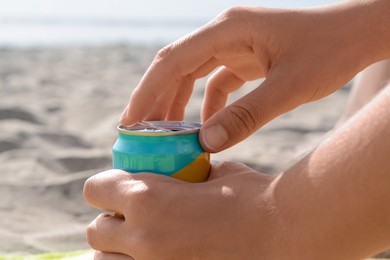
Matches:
[[0, 44, 388, 258]]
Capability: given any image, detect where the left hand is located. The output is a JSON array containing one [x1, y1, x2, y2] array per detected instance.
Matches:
[[83, 161, 275, 260]]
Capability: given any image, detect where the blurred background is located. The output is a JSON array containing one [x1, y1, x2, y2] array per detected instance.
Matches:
[[0, 0, 336, 47]]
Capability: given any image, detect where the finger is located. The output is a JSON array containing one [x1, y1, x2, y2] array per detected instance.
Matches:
[[143, 57, 221, 121], [121, 37, 214, 125], [201, 67, 246, 122], [121, 13, 253, 126], [165, 57, 224, 121], [165, 76, 195, 121], [119, 104, 130, 124], [144, 83, 180, 121], [94, 251, 134, 260], [87, 213, 130, 255], [200, 73, 302, 152], [83, 169, 130, 214]]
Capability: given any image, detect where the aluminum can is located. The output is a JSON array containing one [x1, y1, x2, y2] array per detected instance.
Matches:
[[112, 121, 210, 182]]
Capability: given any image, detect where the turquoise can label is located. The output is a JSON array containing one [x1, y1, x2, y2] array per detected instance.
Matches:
[[112, 121, 210, 182]]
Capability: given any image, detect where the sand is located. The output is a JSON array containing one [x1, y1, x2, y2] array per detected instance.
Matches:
[[0, 44, 388, 258]]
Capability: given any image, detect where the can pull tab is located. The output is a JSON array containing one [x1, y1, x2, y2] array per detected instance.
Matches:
[[125, 121, 172, 132], [118, 121, 202, 135], [138, 121, 173, 132]]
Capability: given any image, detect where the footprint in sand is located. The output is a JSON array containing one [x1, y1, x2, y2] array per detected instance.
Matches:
[[0, 140, 20, 153], [38, 155, 112, 174], [0, 107, 43, 124], [57, 156, 112, 172]]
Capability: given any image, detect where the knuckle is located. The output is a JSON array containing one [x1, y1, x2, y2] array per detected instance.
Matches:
[[218, 6, 250, 22], [83, 176, 97, 204], [227, 103, 258, 135], [93, 251, 105, 260], [222, 6, 246, 17], [123, 176, 156, 207], [154, 42, 183, 76], [206, 79, 228, 98], [85, 220, 99, 249], [155, 44, 174, 61]]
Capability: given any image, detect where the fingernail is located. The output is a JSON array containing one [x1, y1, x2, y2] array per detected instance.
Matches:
[[202, 124, 228, 151], [119, 107, 128, 122]]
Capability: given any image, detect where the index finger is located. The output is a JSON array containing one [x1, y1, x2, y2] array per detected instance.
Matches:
[[83, 169, 131, 214], [122, 36, 214, 125]]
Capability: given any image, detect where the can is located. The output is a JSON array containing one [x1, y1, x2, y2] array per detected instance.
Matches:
[[112, 121, 210, 182]]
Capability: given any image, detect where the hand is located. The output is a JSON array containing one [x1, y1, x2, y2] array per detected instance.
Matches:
[[83, 161, 276, 259], [86, 85, 390, 259], [120, 1, 389, 152]]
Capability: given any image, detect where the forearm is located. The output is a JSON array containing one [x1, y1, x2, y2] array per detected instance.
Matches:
[[318, 0, 390, 68], [375, 0, 390, 58], [346, 0, 390, 62], [270, 86, 390, 259]]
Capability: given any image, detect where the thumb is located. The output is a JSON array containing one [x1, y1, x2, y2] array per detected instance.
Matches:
[[199, 77, 303, 152]]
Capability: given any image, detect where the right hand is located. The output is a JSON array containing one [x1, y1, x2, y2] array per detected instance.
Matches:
[[84, 161, 276, 260], [120, 1, 389, 152]]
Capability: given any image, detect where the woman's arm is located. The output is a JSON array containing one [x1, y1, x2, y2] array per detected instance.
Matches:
[[270, 85, 390, 259]]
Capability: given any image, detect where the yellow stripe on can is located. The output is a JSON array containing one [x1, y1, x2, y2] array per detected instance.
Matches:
[[171, 152, 210, 182]]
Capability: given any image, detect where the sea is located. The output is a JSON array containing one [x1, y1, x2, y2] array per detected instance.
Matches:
[[0, 0, 338, 47]]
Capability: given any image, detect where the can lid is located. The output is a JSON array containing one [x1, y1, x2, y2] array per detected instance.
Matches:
[[118, 121, 201, 136]]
